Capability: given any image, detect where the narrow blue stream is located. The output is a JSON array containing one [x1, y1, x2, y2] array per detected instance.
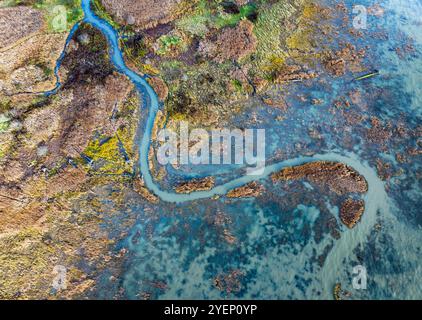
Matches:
[[79, 0, 384, 205], [49, 0, 407, 299], [45, 21, 81, 96]]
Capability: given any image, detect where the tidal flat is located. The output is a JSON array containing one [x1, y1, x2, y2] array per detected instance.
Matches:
[[0, 0, 421, 300]]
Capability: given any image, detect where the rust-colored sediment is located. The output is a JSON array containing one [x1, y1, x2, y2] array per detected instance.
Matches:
[[175, 176, 215, 194], [227, 181, 264, 198], [271, 161, 368, 195], [101, 0, 182, 29], [340, 198, 365, 229]]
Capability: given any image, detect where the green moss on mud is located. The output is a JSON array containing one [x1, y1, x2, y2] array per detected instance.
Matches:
[[0, 114, 11, 133], [251, 1, 303, 76], [83, 119, 137, 176], [215, 3, 257, 28], [91, 0, 120, 29], [157, 35, 183, 56], [176, 0, 257, 37]]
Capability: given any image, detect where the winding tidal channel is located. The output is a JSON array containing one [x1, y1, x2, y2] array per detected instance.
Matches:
[[48, 0, 395, 298]]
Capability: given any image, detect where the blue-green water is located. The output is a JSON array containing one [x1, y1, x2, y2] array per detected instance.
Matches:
[[79, 0, 382, 202], [70, 0, 422, 299]]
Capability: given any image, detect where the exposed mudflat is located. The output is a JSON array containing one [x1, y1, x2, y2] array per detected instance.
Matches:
[[0, 7, 44, 49], [101, 0, 182, 29], [271, 161, 368, 195]]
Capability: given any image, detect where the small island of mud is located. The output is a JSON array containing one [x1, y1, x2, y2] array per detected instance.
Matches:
[[175, 176, 215, 194], [271, 161, 368, 229], [227, 181, 264, 198], [271, 161, 368, 195], [340, 198, 365, 229]]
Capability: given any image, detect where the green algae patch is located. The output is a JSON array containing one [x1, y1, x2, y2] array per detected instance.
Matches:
[[141, 64, 160, 76], [176, 0, 257, 37], [252, 1, 301, 76], [157, 35, 183, 56], [286, 28, 313, 52], [78, 88, 140, 177], [245, 0, 327, 82], [32, 0, 83, 32], [121, 37, 149, 71], [214, 3, 257, 28], [286, 3, 322, 53], [91, 0, 120, 30], [0, 114, 10, 133], [83, 134, 132, 175]]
